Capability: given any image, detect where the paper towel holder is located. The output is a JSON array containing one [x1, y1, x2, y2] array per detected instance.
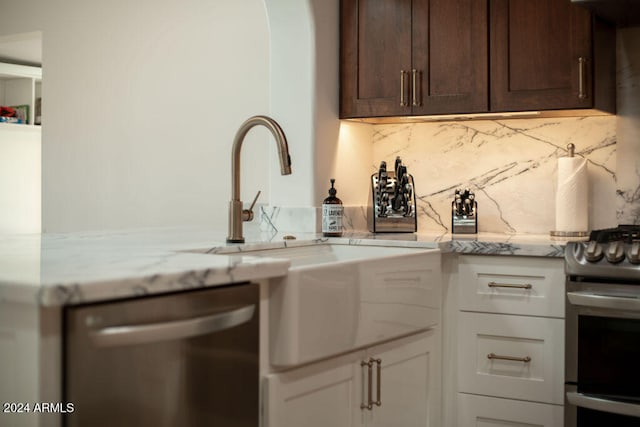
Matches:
[[550, 143, 589, 240]]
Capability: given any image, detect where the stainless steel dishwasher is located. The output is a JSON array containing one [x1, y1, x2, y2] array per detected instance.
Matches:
[[63, 282, 259, 427]]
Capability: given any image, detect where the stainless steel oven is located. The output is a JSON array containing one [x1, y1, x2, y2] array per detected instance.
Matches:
[[63, 282, 259, 427], [565, 226, 640, 427]]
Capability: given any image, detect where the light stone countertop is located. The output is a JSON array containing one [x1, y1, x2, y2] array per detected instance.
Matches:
[[0, 226, 569, 307]]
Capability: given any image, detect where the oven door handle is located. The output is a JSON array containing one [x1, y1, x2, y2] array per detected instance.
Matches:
[[567, 391, 640, 418], [567, 291, 640, 313], [89, 305, 256, 347]]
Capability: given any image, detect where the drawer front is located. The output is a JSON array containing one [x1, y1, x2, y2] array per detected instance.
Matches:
[[459, 255, 564, 318], [360, 250, 441, 308], [458, 393, 564, 427], [265, 354, 359, 427], [457, 312, 564, 404]]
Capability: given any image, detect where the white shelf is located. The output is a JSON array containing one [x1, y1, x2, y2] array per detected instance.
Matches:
[[0, 62, 42, 126], [0, 122, 41, 132], [0, 62, 41, 79]]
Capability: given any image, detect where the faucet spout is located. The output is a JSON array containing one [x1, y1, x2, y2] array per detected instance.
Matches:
[[227, 115, 292, 243]]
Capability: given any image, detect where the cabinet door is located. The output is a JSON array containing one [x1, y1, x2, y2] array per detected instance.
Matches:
[[458, 393, 564, 427], [341, 0, 412, 117], [265, 352, 361, 427], [412, 0, 488, 115], [266, 331, 440, 427], [358, 330, 441, 427], [490, 0, 593, 112]]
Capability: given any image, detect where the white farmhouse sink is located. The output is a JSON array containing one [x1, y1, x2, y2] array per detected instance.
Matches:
[[239, 243, 442, 368], [238, 243, 424, 267]]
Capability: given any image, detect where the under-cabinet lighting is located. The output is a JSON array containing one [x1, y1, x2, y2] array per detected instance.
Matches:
[[342, 108, 613, 124]]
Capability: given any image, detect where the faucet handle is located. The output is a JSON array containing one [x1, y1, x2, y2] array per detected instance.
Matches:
[[242, 190, 261, 222]]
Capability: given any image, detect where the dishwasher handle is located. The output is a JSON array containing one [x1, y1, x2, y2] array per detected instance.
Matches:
[[89, 304, 255, 347]]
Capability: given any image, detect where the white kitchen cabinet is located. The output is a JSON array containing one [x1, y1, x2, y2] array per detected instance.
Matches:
[[0, 62, 42, 126], [457, 311, 564, 404], [0, 302, 62, 427], [458, 255, 565, 318], [458, 393, 564, 427], [445, 255, 565, 427], [265, 352, 358, 427], [265, 329, 440, 427]]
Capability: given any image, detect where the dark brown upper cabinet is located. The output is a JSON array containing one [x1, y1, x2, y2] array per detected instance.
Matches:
[[340, 0, 489, 118], [339, 0, 615, 119], [490, 0, 614, 113]]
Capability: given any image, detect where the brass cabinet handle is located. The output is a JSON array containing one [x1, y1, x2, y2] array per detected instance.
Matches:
[[374, 358, 382, 407], [487, 353, 532, 363], [360, 358, 382, 410], [487, 281, 532, 290], [400, 70, 408, 107], [411, 69, 421, 107], [361, 359, 373, 410], [578, 57, 587, 100]]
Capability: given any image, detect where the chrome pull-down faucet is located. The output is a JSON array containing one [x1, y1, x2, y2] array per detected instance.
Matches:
[[227, 115, 292, 243]]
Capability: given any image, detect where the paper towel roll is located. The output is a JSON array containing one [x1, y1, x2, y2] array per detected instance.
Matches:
[[555, 156, 588, 232]]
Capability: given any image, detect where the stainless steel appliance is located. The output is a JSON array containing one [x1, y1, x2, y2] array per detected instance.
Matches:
[[64, 283, 259, 427], [565, 225, 640, 426]]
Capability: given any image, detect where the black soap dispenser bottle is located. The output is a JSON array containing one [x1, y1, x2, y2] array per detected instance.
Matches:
[[322, 179, 344, 237]]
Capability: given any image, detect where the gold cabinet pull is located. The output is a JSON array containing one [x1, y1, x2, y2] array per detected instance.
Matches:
[[487, 281, 532, 290], [578, 57, 587, 100], [487, 353, 532, 363], [361, 359, 374, 410], [400, 70, 408, 107], [361, 358, 382, 410], [411, 69, 421, 107], [374, 358, 382, 407]]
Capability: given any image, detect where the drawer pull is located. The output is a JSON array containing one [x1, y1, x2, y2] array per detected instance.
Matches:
[[374, 358, 382, 407], [411, 69, 421, 107], [578, 57, 587, 100], [361, 359, 373, 410], [361, 358, 382, 410], [487, 353, 532, 363], [400, 70, 408, 107], [487, 281, 532, 290]]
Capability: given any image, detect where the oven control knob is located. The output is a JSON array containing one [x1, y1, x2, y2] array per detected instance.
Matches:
[[627, 242, 640, 264], [605, 241, 625, 264], [584, 241, 604, 262]]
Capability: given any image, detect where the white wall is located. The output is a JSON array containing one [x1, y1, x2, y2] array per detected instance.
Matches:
[[0, 0, 373, 235], [267, 0, 371, 211], [266, 0, 313, 208], [1, 0, 274, 233], [0, 127, 41, 234]]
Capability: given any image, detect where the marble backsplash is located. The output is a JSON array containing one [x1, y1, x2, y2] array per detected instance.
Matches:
[[260, 116, 623, 236], [371, 117, 617, 234], [616, 27, 640, 225]]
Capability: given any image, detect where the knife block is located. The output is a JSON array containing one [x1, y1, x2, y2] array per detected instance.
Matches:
[[367, 171, 417, 233], [452, 201, 477, 234]]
